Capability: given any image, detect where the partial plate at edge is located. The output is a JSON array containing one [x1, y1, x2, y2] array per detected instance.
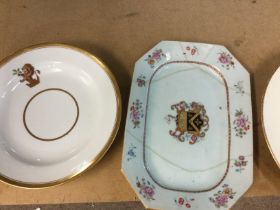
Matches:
[[263, 66, 280, 168]]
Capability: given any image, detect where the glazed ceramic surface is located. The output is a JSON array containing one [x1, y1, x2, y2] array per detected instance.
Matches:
[[263, 66, 280, 168], [122, 41, 253, 210], [0, 44, 121, 187]]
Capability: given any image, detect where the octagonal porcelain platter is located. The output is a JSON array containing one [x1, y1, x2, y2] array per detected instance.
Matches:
[[0, 44, 121, 187], [122, 41, 253, 210]]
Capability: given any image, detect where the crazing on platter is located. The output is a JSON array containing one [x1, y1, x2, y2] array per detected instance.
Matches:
[[122, 41, 253, 210]]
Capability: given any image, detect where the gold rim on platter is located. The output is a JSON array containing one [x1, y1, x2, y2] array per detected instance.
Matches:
[[0, 43, 122, 188]]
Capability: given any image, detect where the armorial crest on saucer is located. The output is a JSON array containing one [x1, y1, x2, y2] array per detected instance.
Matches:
[[13, 63, 41, 88]]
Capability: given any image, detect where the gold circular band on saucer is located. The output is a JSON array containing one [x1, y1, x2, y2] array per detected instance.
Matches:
[[0, 43, 122, 188], [23, 88, 79, 141], [261, 68, 280, 169]]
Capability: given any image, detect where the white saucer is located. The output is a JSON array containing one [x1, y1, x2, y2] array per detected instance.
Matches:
[[263, 66, 280, 168], [0, 44, 121, 187]]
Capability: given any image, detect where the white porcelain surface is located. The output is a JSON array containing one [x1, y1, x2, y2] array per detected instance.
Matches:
[[145, 62, 229, 192], [263, 66, 280, 168], [0, 44, 120, 186], [122, 41, 253, 210]]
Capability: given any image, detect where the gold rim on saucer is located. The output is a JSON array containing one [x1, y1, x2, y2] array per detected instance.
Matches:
[[0, 43, 122, 188]]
